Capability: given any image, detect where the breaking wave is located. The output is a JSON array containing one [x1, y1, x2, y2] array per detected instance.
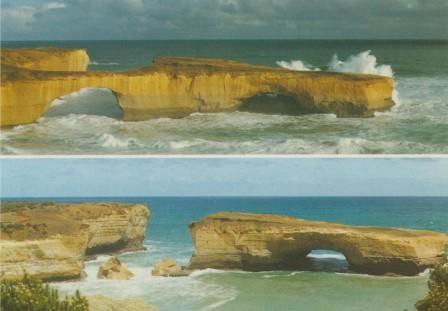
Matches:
[[328, 51, 393, 77], [275, 59, 319, 71], [277, 50, 393, 77], [55, 253, 238, 311], [89, 61, 119, 66], [307, 253, 347, 260], [99, 133, 142, 149], [44, 88, 123, 119], [1, 75, 447, 155]]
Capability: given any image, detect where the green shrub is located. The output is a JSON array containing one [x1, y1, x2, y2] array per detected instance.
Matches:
[[415, 264, 448, 311], [1, 273, 89, 311]]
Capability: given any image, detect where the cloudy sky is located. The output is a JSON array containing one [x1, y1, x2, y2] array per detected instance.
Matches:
[[1, 157, 447, 198], [1, 0, 447, 40]]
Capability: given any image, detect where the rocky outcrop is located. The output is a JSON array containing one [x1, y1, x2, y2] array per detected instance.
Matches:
[[0, 202, 149, 281], [188, 212, 448, 276], [97, 257, 134, 280], [151, 258, 191, 277], [1, 48, 89, 72], [87, 295, 158, 311], [0, 48, 395, 126]]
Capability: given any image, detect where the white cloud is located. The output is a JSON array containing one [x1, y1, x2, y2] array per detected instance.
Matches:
[[45, 2, 67, 10], [1, 2, 67, 33], [1, 6, 36, 31], [121, 0, 144, 12]]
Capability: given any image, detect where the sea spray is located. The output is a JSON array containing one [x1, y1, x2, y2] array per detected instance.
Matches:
[[89, 61, 119, 66], [327, 51, 393, 77], [98, 133, 142, 149], [277, 50, 393, 77], [277, 50, 400, 104], [275, 59, 318, 71]]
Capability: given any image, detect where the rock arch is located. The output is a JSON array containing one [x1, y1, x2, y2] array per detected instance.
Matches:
[[43, 87, 123, 119], [305, 250, 349, 272], [1, 48, 395, 127], [188, 212, 448, 276], [238, 92, 318, 115]]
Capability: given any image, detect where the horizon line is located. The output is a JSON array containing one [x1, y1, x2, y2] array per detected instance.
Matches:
[[2, 38, 448, 43], [2, 195, 447, 200]]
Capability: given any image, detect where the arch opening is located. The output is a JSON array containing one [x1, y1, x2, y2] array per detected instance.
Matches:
[[43, 87, 123, 119], [303, 250, 349, 273], [237, 93, 316, 116]]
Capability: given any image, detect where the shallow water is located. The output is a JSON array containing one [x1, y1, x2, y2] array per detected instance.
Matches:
[[20, 196, 445, 311], [1, 40, 447, 154]]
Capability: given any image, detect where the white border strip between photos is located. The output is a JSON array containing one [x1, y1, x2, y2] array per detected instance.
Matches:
[[1, 154, 448, 159]]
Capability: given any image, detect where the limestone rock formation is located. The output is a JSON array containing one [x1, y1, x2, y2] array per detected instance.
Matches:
[[1, 48, 395, 126], [97, 257, 134, 280], [1, 47, 89, 72], [87, 295, 159, 311], [188, 212, 448, 276], [151, 258, 190, 277], [0, 202, 150, 281]]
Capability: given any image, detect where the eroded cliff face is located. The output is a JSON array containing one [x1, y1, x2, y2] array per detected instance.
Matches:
[[0, 202, 150, 281], [188, 212, 448, 276], [1, 48, 89, 72], [0, 48, 395, 126]]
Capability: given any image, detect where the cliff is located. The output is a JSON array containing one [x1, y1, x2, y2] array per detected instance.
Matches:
[[0, 202, 150, 281], [1, 48, 89, 72], [0, 48, 395, 126], [188, 212, 448, 276]]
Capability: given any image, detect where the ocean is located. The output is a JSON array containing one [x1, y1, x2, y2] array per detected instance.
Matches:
[[1, 40, 448, 155], [9, 196, 447, 311]]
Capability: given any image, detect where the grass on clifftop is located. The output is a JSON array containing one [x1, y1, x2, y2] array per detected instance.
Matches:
[[1, 273, 89, 311]]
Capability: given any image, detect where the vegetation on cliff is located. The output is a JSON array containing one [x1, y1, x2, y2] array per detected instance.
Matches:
[[415, 265, 448, 311], [1, 273, 89, 311]]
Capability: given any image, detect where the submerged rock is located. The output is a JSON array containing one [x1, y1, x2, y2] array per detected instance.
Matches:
[[1, 48, 395, 126], [87, 295, 158, 311], [0, 202, 150, 281], [97, 257, 134, 280], [152, 258, 191, 277], [188, 212, 448, 276]]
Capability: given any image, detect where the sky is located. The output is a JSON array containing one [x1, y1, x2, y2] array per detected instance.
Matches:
[[1, 0, 447, 40], [1, 157, 447, 198]]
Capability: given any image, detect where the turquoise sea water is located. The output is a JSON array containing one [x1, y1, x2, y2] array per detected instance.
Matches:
[[8, 196, 447, 311], [1, 40, 448, 154]]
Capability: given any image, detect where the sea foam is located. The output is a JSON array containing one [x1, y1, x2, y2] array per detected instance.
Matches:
[[99, 133, 142, 149], [44, 88, 123, 119], [89, 61, 119, 66], [277, 50, 393, 77], [275, 60, 318, 71]]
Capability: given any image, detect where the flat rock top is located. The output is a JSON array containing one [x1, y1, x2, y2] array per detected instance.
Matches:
[[149, 56, 386, 81], [1, 47, 389, 82], [0, 202, 149, 241], [1, 47, 87, 67], [193, 212, 448, 239]]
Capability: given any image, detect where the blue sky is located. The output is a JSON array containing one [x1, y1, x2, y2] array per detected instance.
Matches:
[[1, 157, 447, 198], [1, 0, 448, 40]]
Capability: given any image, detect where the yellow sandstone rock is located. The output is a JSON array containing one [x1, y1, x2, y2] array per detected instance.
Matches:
[[1, 47, 89, 72], [97, 257, 134, 280], [151, 258, 190, 277], [188, 212, 448, 276], [0, 202, 150, 281], [0, 48, 395, 126]]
